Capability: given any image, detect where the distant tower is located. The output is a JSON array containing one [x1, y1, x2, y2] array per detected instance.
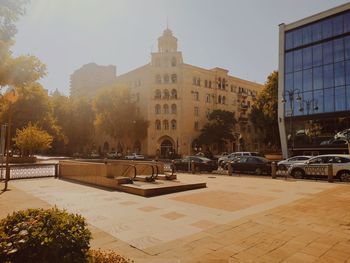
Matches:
[[158, 28, 178, 52]]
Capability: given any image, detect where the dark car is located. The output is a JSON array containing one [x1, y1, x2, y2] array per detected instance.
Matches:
[[173, 156, 218, 173], [229, 156, 271, 175]]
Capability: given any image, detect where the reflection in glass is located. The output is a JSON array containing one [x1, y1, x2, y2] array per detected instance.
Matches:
[[334, 39, 344, 62], [347, 85, 350, 110], [322, 19, 332, 39], [345, 36, 350, 60], [335, 86, 346, 112], [303, 47, 312, 69], [333, 15, 344, 36], [302, 26, 312, 45], [334, 62, 345, 87], [293, 28, 302, 48], [285, 73, 293, 90], [323, 41, 333, 65], [312, 23, 322, 42], [345, 12, 350, 33], [285, 31, 293, 50], [303, 69, 312, 92], [285, 52, 293, 73], [313, 66, 323, 90], [323, 64, 334, 88], [312, 44, 322, 66], [346, 60, 350, 85], [293, 50, 302, 71], [324, 88, 334, 112], [313, 89, 324, 113], [294, 71, 302, 90]]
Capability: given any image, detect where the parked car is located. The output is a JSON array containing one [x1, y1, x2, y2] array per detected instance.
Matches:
[[89, 151, 100, 158], [288, 154, 350, 182], [124, 153, 145, 160], [229, 156, 271, 175], [320, 138, 348, 145], [173, 156, 218, 172], [334, 129, 350, 140], [106, 151, 119, 159], [277, 156, 312, 171], [218, 152, 264, 168]]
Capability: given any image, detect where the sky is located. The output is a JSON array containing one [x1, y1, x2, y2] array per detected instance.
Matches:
[[12, 0, 350, 95]]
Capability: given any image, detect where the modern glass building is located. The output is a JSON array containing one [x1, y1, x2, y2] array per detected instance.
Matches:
[[278, 3, 350, 157]]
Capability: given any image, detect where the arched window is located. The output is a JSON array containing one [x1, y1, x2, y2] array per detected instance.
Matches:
[[222, 96, 226, 104], [193, 77, 197, 85], [218, 95, 222, 104], [196, 78, 201, 86], [217, 77, 221, 89], [171, 120, 177, 130], [156, 74, 161, 83], [163, 89, 170, 99], [171, 89, 177, 99], [205, 80, 208, 87], [155, 89, 161, 99], [209, 81, 212, 88], [171, 74, 177, 83], [163, 104, 169, 114], [164, 74, 170, 83], [163, 120, 169, 130], [171, 57, 177, 67], [155, 104, 161, 114], [155, 120, 161, 130], [171, 104, 177, 114], [222, 78, 226, 90]]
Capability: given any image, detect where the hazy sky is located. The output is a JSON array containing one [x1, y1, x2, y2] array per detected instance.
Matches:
[[12, 0, 349, 95]]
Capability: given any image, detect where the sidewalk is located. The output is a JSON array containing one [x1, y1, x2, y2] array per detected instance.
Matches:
[[1, 176, 350, 262]]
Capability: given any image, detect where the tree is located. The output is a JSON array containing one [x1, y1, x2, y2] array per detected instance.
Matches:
[[13, 123, 53, 156], [197, 110, 236, 151], [94, 86, 148, 152], [249, 71, 280, 150]]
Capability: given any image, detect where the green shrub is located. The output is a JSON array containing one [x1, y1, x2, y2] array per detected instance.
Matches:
[[88, 249, 133, 263], [0, 207, 92, 263]]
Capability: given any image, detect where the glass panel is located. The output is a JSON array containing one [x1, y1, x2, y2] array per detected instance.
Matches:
[[323, 64, 334, 88], [313, 66, 323, 90], [285, 31, 293, 50], [285, 73, 293, 90], [302, 26, 312, 45], [334, 61, 345, 87], [313, 89, 324, 113], [300, 91, 312, 115], [293, 29, 302, 48], [312, 44, 322, 67], [346, 60, 350, 85], [293, 50, 302, 71], [334, 38, 344, 62], [335, 86, 346, 111], [333, 15, 344, 36], [284, 99, 291, 117], [303, 69, 312, 92], [322, 19, 333, 39], [324, 88, 334, 112], [347, 85, 350, 110], [303, 47, 312, 69], [345, 36, 350, 60], [345, 12, 350, 33], [285, 52, 293, 73], [294, 71, 302, 90], [323, 41, 333, 65], [312, 22, 322, 42]]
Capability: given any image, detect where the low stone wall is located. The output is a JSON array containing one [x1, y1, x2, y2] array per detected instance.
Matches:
[[0, 156, 37, 164]]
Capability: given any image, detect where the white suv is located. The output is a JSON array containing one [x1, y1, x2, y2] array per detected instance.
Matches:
[[288, 154, 350, 182]]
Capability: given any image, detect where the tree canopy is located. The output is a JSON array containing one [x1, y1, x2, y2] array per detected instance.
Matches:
[[197, 109, 236, 148], [249, 71, 280, 148]]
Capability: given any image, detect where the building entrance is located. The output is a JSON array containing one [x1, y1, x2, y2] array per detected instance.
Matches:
[[160, 139, 174, 158]]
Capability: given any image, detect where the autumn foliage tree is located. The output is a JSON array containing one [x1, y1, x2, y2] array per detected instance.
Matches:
[[249, 71, 280, 150], [13, 123, 53, 156]]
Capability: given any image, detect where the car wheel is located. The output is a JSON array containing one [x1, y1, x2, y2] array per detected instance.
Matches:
[[291, 169, 305, 179], [255, 168, 262, 175], [339, 171, 350, 182]]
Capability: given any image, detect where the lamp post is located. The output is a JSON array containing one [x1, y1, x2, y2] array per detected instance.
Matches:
[[3, 87, 18, 191], [282, 89, 302, 156], [299, 99, 318, 115]]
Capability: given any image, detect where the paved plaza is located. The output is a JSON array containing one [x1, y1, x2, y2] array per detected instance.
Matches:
[[1, 174, 350, 262]]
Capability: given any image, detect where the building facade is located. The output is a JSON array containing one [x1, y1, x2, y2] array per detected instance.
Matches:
[[278, 3, 350, 158], [70, 63, 117, 99], [111, 28, 263, 157]]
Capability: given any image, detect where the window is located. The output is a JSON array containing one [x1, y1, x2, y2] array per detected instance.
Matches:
[[196, 78, 201, 86], [194, 107, 199, 116], [156, 75, 161, 84], [335, 86, 346, 111], [163, 120, 169, 130], [164, 74, 170, 83], [192, 91, 199, 101], [171, 74, 177, 83], [171, 120, 177, 130], [194, 121, 199, 131], [345, 12, 350, 32], [155, 89, 161, 99], [294, 71, 302, 90], [333, 15, 344, 36], [155, 104, 161, 114], [293, 50, 302, 71], [323, 64, 334, 88], [208, 81, 212, 88], [322, 19, 332, 39], [193, 77, 197, 85], [302, 26, 312, 45], [171, 57, 177, 67], [324, 88, 334, 112], [334, 39, 344, 62], [312, 44, 322, 67], [171, 89, 177, 99], [285, 31, 293, 50], [171, 104, 177, 114], [312, 22, 322, 42], [285, 52, 293, 73], [303, 47, 312, 69], [155, 120, 161, 130], [334, 61, 345, 86], [205, 80, 208, 87], [206, 94, 211, 103], [323, 41, 333, 65], [222, 96, 226, 104], [163, 104, 169, 114], [163, 89, 170, 99], [313, 66, 323, 90], [303, 69, 312, 91], [293, 28, 302, 48], [218, 95, 222, 104]]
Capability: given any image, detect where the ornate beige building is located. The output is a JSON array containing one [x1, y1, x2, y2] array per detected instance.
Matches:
[[113, 28, 263, 157]]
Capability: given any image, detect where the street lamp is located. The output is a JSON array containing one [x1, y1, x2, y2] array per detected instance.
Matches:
[[3, 87, 18, 191], [299, 99, 318, 115], [281, 88, 302, 155]]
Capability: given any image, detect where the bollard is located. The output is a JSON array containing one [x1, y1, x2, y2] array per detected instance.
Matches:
[[191, 160, 195, 174], [327, 164, 333, 183], [227, 162, 233, 176], [271, 162, 277, 179]]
